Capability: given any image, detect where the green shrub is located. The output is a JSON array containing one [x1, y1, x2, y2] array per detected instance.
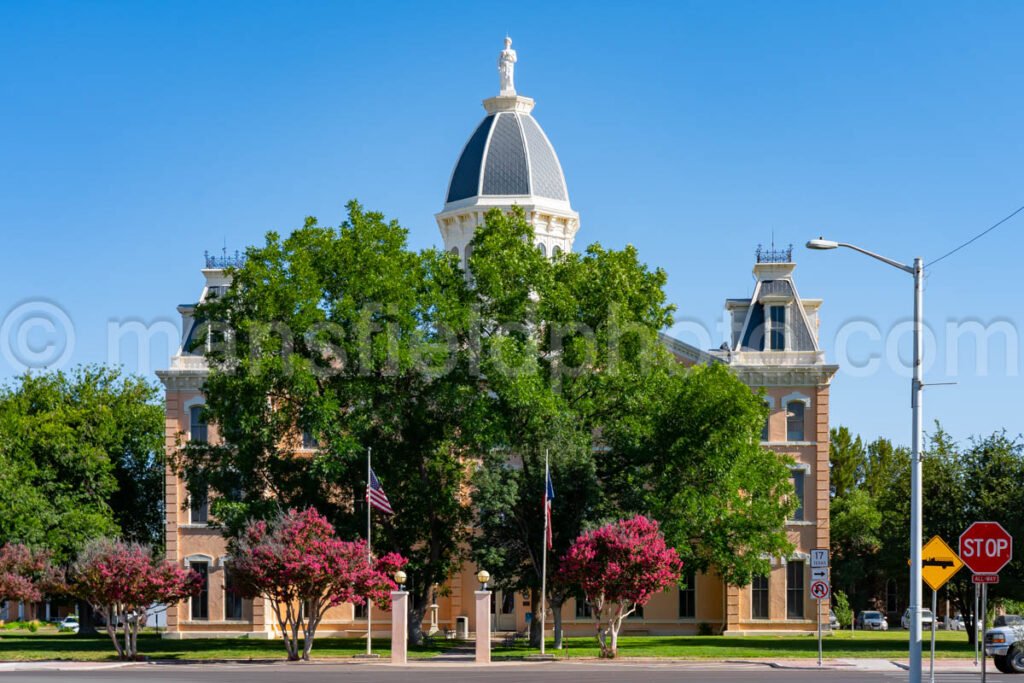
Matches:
[[697, 622, 714, 636], [832, 590, 853, 628]]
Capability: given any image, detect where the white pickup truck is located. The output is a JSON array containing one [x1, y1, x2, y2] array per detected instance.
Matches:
[[984, 614, 1024, 673]]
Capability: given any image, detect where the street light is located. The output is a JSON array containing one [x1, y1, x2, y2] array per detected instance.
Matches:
[[394, 570, 407, 592], [476, 570, 490, 591], [806, 237, 925, 683]]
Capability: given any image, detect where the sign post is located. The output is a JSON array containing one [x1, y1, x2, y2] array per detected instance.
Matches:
[[914, 535, 964, 683], [810, 548, 830, 667], [960, 522, 1014, 683]]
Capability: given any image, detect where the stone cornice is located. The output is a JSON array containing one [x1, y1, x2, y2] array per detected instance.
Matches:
[[156, 369, 208, 391], [731, 364, 839, 388]]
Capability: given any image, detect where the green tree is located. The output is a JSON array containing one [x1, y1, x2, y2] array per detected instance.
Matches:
[[830, 488, 882, 600], [175, 202, 477, 645], [830, 426, 865, 498], [466, 207, 673, 647], [0, 366, 164, 560], [608, 362, 798, 587]]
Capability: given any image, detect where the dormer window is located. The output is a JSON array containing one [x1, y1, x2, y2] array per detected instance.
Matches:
[[301, 429, 319, 450], [767, 305, 786, 351]]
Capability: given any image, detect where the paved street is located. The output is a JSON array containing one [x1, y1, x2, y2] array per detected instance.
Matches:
[[0, 662, 1011, 683]]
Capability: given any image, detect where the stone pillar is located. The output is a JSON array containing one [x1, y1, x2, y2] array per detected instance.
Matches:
[[475, 590, 491, 664], [391, 591, 408, 664]]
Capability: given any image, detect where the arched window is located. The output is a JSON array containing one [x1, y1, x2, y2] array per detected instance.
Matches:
[[552, 245, 562, 257], [537, 243, 547, 257], [449, 246, 459, 258], [787, 401, 805, 441]]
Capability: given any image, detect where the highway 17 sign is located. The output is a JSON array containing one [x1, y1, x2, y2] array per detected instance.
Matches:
[[960, 522, 1013, 576]]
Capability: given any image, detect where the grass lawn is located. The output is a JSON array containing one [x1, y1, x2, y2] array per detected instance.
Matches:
[[492, 630, 976, 660], [0, 627, 448, 662], [0, 626, 976, 662]]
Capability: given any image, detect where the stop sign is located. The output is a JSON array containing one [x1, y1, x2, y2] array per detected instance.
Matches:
[[959, 521, 1013, 575]]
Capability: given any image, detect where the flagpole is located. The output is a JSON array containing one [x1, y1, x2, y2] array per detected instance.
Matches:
[[367, 446, 372, 657], [540, 449, 548, 656]]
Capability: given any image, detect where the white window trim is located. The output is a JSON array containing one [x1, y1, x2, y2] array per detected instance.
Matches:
[[766, 304, 788, 351], [781, 392, 811, 407], [791, 463, 811, 474], [183, 554, 214, 567]]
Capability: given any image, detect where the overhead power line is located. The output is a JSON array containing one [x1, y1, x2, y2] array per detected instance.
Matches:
[[930, 203, 1024, 267]]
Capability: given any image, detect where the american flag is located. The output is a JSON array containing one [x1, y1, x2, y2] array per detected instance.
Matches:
[[544, 464, 555, 549], [367, 467, 394, 515]]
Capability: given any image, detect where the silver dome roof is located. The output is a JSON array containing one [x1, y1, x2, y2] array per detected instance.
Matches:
[[446, 111, 568, 204]]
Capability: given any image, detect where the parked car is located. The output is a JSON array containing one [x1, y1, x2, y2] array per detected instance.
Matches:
[[829, 610, 840, 630], [984, 614, 1024, 673], [857, 610, 888, 631], [901, 608, 934, 630], [57, 615, 79, 633], [946, 613, 965, 631]]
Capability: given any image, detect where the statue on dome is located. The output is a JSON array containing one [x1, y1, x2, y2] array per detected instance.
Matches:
[[498, 36, 517, 96]]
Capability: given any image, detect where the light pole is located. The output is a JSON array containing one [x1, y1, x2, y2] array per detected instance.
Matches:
[[806, 238, 924, 683]]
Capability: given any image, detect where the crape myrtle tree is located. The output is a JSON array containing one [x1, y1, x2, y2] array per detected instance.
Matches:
[[71, 538, 200, 660], [557, 515, 683, 658], [173, 201, 477, 645], [0, 544, 57, 614], [467, 207, 675, 648], [228, 508, 406, 661]]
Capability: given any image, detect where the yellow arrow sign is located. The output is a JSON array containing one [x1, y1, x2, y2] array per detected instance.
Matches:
[[915, 535, 964, 591]]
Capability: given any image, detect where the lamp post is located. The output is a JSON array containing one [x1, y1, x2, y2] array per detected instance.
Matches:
[[806, 238, 924, 683], [475, 570, 492, 664], [390, 570, 409, 664]]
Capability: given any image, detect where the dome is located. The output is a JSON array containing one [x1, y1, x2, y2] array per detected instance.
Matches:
[[436, 38, 579, 257], [445, 109, 569, 205]]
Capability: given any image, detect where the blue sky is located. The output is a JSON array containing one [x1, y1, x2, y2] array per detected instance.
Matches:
[[1, 1, 1022, 447]]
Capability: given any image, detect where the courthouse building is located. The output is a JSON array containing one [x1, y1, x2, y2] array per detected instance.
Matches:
[[157, 40, 838, 639]]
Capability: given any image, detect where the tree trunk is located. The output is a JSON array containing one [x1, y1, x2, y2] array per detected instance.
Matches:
[[75, 600, 98, 636], [407, 603, 427, 647], [528, 588, 541, 647], [303, 615, 322, 661], [551, 597, 564, 649]]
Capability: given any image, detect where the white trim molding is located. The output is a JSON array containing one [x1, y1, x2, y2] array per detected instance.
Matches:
[[781, 392, 811, 407], [183, 554, 214, 567]]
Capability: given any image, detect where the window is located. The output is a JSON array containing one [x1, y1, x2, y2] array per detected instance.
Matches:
[[752, 574, 769, 619], [191, 561, 209, 620], [189, 484, 208, 524], [501, 592, 515, 615], [552, 245, 562, 257], [575, 597, 592, 618], [786, 401, 805, 441], [537, 243, 547, 257], [354, 602, 367, 619], [787, 561, 805, 619], [761, 401, 771, 441], [768, 305, 786, 351], [679, 569, 696, 619], [790, 471, 805, 521], [224, 567, 243, 620], [301, 429, 319, 449], [189, 405, 207, 443], [627, 604, 644, 619]]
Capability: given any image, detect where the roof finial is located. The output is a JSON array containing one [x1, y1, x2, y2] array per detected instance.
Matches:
[[498, 36, 517, 96]]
